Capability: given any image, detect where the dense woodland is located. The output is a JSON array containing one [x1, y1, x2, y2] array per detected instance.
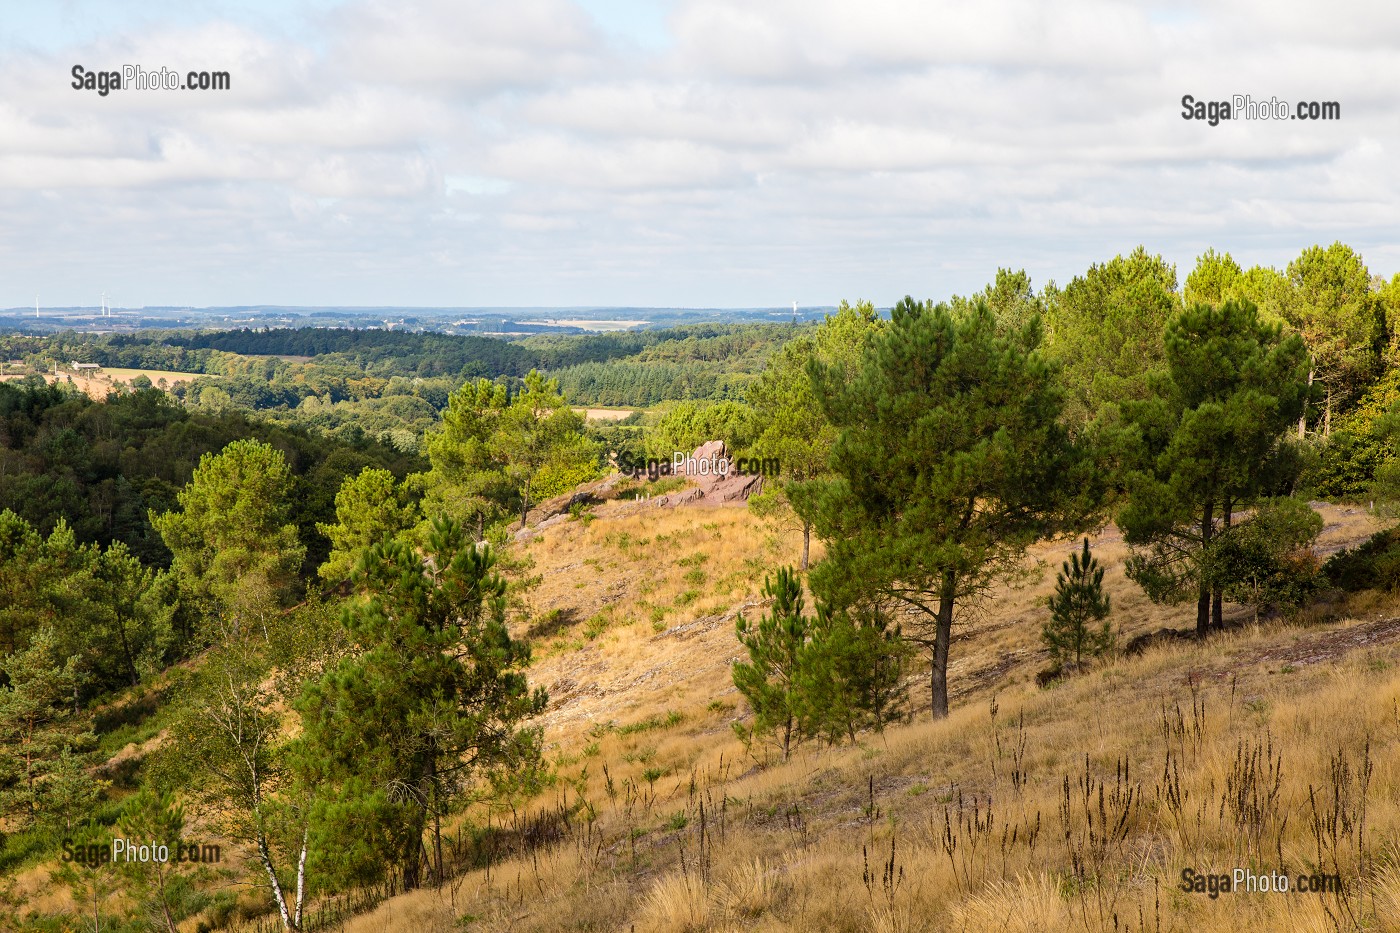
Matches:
[[5, 243, 1400, 930]]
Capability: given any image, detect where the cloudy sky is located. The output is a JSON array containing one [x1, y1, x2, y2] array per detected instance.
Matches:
[[1, 0, 1396, 308]]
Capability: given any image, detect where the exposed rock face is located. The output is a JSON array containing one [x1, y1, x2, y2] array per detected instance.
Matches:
[[659, 440, 763, 505]]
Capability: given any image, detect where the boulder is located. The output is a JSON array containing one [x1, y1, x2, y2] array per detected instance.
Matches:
[[671, 441, 765, 504]]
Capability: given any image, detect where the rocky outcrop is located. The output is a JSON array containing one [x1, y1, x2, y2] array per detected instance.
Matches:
[[661, 440, 763, 505]]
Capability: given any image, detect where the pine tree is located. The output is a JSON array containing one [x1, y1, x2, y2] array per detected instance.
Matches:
[[796, 298, 1095, 718], [732, 567, 809, 760], [734, 569, 908, 755], [0, 628, 97, 831], [315, 467, 416, 585], [796, 604, 908, 744], [421, 378, 513, 537], [117, 789, 188, 933], [1119, 299, 1310, 634], [493, 371, 600, 528], [151, 439, 305, 644], [295, 516, 546, 891], [1042, 246, 1180, 426], [1042, 539, 1113, 672]]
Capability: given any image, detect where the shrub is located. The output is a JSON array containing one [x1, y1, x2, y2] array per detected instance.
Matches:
[[1299, 431, 1384, 501], [1324, 526, 1400, 592], [1207, 498, 1324, 620]]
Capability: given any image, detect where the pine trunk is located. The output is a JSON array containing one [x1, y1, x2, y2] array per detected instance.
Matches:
[[1196, 501, 1214, 635], [1211, 503, 1231, 629], [931, 572, 955, 719]]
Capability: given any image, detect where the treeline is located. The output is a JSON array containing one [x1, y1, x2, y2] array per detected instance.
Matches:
[[168, 327, 538, 378], [0, 379, 421, 569], [2, 324, 797, 445], [724, 242, 1400, 756]]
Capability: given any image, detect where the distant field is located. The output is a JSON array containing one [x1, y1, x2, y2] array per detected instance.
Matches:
[[98, 367, 204, 384], [39, 367, 204, 398], [574, 407, 637, 421]]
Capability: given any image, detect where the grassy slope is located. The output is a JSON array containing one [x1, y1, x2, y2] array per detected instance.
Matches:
[[308, 500, 1400, 933]]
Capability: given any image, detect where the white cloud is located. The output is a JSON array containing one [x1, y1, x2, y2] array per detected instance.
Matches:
[[0, 0, 1397, 306]]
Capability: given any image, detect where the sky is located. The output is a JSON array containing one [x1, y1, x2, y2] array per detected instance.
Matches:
[[1, 0, 1397, 309]]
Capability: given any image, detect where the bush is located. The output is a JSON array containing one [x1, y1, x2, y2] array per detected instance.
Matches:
[[1208, 498, 1324, 621], [733, 568, 907, 758], [1323, 527, 1400, 592], [1299, 431, 1384, 501]]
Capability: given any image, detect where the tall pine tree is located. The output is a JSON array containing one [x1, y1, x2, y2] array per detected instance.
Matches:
[[796, 298, 1094, 718], [1119, 299, 1310, 634], [296, 516, 546, 890]]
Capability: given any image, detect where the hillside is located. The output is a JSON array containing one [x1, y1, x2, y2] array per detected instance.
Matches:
[[275, 498, 1400, 933]]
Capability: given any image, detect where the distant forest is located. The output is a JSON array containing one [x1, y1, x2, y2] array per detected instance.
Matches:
[[0, 322, 794, 410]]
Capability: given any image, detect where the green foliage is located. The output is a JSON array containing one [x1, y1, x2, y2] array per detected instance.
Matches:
[[1323, 527, 1400, 592], [734, 567, 910, 757], [1183, 248, 1244, 308], [644, 399, 754, 460], [421, 378, 514, 533], [795, 604, 909, 744], [0, 629, 99, 834], [746, 300, 881, 568], [151, 439, 305, 643], [116, 788, 193, 931], [161, 640, 309, 928], [316, 467, 417, 584], [948, 268, 1044, 337], [1042, 539, 1113, 671], [421, 372, 599, 532], [797, 297, 1093, 718], [538, 323, 793, 407], [1043, 246, 1180, 425], [732, 567, 809, 760], [1299, 430, 1384, 501], [495, 371, 601, 525], [1206, 498, 1324, 620], [1285, 242, 1387, 426], [295, 516, 546, 891], [0, 380, 416, 570], [1120, 299, 1311, 634]]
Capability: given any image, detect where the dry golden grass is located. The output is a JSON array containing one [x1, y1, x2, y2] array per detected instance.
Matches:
[[290, 500, 1400, 933], [36, 367, 202, 399]]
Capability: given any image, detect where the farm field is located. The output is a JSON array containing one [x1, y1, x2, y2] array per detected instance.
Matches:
[[39, 366, 204, 398], [574, 407, 639, 421]]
